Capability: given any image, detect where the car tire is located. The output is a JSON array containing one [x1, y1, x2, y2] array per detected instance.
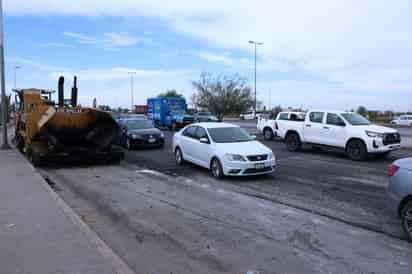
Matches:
[[175, 147, 184, 165], [346, 139, 367, 161], [171, 122, 177, 131], [125, 138, 133, 150], [286, 132, 302, 152], [401, 201, 412, 242], [263, 128, 274, 141], [210, 158, 224, 179]]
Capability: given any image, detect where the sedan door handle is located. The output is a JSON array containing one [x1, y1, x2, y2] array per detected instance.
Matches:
[[323, 126, 329, 129], [305, 124, 312, 127]]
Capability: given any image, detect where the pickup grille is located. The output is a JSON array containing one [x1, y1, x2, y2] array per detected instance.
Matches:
[[247, 154, 268, 161], [383, 133, 401, 145]]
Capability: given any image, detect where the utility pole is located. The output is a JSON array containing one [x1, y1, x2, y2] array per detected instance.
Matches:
[[248, 40, 263, 118], [1, 0, 10, 149], [128, 71, 136, 112]]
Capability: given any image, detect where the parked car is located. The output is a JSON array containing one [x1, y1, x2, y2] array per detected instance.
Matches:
[[240, 111, 256, 120], [391, 115, 412, 126], [386, 158, 412, 241], [172, 123, 277, 178], [194, 111, 220, 122], [279, 110, 401, 161], [257, 111, 305, 140], [118, 118, 165, 150]]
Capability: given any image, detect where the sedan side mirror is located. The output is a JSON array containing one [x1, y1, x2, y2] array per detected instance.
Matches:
[[199, 137, 210, 144], [338, 121, 346, 127], [250, 135, 257, 140]]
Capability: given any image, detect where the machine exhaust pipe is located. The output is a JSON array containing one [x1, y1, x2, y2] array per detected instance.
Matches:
[[58, 76, 64, 106], [71, 76, 78, 107]]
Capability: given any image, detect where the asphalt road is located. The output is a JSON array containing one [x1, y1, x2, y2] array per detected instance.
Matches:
[[38, 124, 412, 273], [124, 129, 412, 239]]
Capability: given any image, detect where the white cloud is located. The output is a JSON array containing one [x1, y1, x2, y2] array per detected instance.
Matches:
[[195, 51, 235, 66], [63, 31, 150, 51], [4, 0, 412, 109], [38, 42, 74, 48]]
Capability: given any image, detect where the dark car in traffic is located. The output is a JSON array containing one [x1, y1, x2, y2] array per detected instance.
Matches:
[[118, 118, 165, 150], [386, 158, 412, 241], [194, 111, 220, 122]]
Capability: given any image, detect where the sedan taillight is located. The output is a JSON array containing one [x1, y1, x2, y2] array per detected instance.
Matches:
[[388, 165, 399, 177]]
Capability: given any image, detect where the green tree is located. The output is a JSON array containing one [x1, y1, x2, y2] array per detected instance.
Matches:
[[191, 73, 254, 120], [157, 89, 184, 99], [357, 106, 368, 117]]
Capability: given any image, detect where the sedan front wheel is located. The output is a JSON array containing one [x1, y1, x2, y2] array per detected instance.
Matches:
[[211, 158, 224, 179]]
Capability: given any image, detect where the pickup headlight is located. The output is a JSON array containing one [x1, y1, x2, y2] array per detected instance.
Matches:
[[225, 154, 246, 162], [365, 131, 384, 138], [160, 132, 165, 138]]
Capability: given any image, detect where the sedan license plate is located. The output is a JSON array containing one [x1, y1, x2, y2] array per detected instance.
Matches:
[[148, 138, 156, 143], [255, 163, 265, 169]]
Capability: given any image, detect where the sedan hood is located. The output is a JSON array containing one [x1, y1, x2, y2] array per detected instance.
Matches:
[[356, 124, 398, 134], [214, 141, 272, 156], [128, 128, 161, 135]]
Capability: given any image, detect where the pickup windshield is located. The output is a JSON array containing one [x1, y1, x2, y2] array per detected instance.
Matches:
[[208, 127, 252, 143], [341, 113, 371, 125]]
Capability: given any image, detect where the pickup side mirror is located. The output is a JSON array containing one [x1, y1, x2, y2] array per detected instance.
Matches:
[[199, 137, 210, 144]]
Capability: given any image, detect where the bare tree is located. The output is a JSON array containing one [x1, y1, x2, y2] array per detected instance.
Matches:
[[192, 73, 254, 120]]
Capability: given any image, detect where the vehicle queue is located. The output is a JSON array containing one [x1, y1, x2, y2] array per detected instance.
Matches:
[[114, 97, 411, 242]]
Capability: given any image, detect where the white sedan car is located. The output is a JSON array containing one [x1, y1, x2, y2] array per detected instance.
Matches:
[[173, 123, 277, 178]]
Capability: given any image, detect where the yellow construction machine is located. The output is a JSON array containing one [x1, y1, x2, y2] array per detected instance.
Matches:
[[13, 76, 123, 166]]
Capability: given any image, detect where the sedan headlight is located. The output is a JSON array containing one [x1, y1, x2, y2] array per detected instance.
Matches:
[[365, 131, 384, 138], [268, 152, 275, 160], [160, 132, 165, 138], [130, 134, 141, 139], [225, 154, 246, 162]]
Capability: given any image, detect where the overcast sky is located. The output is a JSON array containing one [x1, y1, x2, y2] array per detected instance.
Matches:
[[3, 0, 412, 111]]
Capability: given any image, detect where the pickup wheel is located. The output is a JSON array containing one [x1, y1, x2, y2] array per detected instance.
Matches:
[[401, 201, 412, 242], [263, 128, 274, 141], [346, 139, 367, 161], [286, 132, 302, 152]]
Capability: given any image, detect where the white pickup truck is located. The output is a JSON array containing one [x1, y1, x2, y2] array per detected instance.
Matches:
[[257, 112, 305, 140], [278, 110, 401, 161]]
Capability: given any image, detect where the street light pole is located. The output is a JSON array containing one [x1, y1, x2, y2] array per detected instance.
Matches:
[[14, 65, 21, 89], [248, 40, 263, 118], [0, 0, 10, 149], [128, 71, 136, 112]]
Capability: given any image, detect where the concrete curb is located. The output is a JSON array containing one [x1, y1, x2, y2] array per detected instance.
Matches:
[[13, 148, 136, 274]]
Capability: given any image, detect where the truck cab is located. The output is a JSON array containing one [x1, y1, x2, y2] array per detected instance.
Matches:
[[147, 97, 194, 130]]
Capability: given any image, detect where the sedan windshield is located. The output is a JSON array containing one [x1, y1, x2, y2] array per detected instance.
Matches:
[[124, 120, 153, 129], [208, 127, 252, 143], [341, 113, 371, 125]]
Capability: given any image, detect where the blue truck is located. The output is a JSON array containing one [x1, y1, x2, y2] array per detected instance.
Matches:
[[147, 97, 194, 130]]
